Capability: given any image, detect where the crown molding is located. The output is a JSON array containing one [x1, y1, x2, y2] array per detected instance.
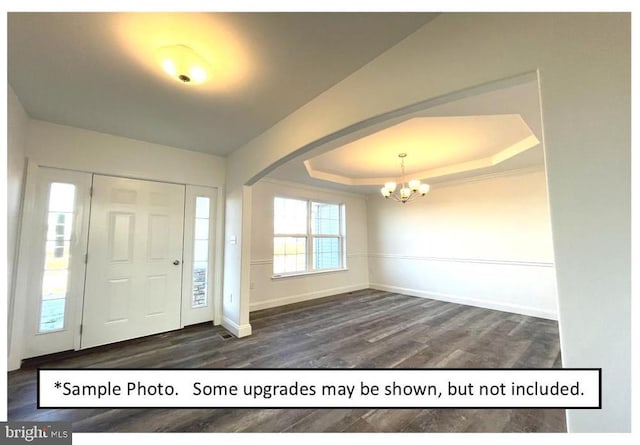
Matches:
[[427, 165, 546, 189]]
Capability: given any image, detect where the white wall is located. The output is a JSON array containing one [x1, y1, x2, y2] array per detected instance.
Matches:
[[25, 119, 226, 188], [221, 185, 252, 337], [249, 179, 369, 311], [7, 85, 29, 348], [225, 14, 630, 432], [368, 168, 557, 319]]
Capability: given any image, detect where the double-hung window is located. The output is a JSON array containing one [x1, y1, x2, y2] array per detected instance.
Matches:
[[273, 197, 345, 276]]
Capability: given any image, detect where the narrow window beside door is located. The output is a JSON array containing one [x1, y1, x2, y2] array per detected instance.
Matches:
[[40, 183, 76, 332], [192, 196, 210, 308]]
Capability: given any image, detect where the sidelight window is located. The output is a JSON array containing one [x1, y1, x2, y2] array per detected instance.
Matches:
[[39, 183, 76, 332], [192, 196, 210, 308]]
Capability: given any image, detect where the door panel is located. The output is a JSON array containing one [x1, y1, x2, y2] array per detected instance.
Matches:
[[145, 275, 167, 315], [107, 278, 130, 322], [82, 175, 185, 349], [147, 214, 169, 259], [109, 212, 135, 261]]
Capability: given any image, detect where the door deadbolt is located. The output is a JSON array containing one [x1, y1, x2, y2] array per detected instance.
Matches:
[[173, 260, 181, 265]]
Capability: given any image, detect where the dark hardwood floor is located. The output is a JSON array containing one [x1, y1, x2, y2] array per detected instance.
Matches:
[[7, 289, 565, 432]]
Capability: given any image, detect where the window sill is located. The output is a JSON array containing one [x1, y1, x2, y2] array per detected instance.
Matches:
[[272, 268, 348, 280]]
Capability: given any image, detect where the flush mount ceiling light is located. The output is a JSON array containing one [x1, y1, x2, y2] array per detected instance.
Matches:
[[157, 45, 210, 85], [380, 153, 430, 203]]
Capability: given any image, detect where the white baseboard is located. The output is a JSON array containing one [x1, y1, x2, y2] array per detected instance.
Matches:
[[250, 283, 369, 312], [369, 283, 557, 320], [221, 316, 252, 337]]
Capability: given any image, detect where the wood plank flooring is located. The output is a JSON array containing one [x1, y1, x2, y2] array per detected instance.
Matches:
[[7, 289, 566, 432]]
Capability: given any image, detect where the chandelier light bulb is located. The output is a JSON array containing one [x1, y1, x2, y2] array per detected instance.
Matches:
[[419, 183, 430, 195], [384, 181, 397, 192], [408, 179, 421, 192]]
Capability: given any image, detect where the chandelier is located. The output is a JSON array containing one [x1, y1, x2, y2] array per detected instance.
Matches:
[[380, 153, 430, 203]]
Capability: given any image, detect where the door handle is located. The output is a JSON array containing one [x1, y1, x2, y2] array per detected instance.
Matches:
[[173, 260, 181, 265]]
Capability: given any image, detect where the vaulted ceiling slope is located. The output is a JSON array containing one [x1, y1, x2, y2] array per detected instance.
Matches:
[[8, 12, 437, 156]]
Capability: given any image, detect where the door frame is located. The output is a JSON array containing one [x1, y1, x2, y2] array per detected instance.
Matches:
[[8, 164, 223, 369]]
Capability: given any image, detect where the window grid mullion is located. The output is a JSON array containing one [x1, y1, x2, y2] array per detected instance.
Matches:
[[340, 204, 345, 268], [307, 200, 313, 271]]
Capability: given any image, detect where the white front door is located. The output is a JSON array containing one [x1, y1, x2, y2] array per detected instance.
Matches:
[[81, 175, 185, 349]]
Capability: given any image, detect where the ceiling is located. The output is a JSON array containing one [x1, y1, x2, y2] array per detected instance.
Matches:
[[267, 77, 545, 193], [7, 12, 437, 156], [305, 114, 539, 184]]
